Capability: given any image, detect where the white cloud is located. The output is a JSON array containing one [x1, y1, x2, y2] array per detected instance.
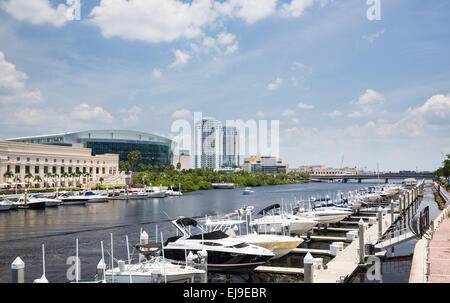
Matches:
[[279, 0, 327, 18], [292, 61, 312, 72], [256, 111, 264, 117], [87, 0, 325, 46], [355, 89, 385, 105], [347, 111, 361, 118], [120, 105, 141, 124], [406, 93, 450, 122], [327, 110, 342, 117], [170, 49, 191, 68], [267, 77, 282, 90], [297, 102, 313, 109], [291, 118, 300, 124], [152, 68, 162, 79], [0, 51, 42, 104], [71, 104, 114, 123], [193, 31, 239, 56], [1, 0, 69, 27], [282, 109, 295, 116], [172, 109, 193, 119]]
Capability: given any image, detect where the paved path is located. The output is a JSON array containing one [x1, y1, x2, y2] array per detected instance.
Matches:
[[428, 214, 450, 283]]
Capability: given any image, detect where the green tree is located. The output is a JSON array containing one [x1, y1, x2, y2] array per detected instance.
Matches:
[[127, 150, 142, 172], [3, 170, 13, 183], [25, 173, 34, 188]]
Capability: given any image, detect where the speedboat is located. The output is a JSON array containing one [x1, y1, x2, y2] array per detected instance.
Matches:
[[161, 217, 274, 274], [32, 194, 61, 207], [81, 191, 108, 203], [202, 217, 303, 260], [127, 190, 148, 200], [104, 257, 205, 283], [0, 200, 12, 211], [242, 187, 254, 195], [250, 204, 318, 235], [293, 203, 352, 224], [58, 192, 89, 205], [146, 187, 167, 198], [15, 195, 47, 209]]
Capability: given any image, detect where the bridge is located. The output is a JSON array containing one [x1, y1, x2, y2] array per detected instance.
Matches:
[[310, 172, 433, 183]]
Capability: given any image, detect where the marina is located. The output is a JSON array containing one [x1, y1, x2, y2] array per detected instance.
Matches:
[[1, 178, 444, 284]]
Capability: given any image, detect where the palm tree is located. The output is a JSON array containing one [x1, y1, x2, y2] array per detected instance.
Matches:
[[3, 171, 13, 186], [33, 175, 42, 188], [61, 172, 69, 187], [25, 173, 34, 188], [44, 172, 53, 188], [69, 172, 76, 186]]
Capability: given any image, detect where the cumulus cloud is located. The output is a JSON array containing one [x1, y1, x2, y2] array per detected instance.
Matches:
[[0, 51, 42, 104], [406, 93, 450, 123], [172, 109, 193, 119], [152, 68, 162, 79], [170, 50, 191, 68], [192, 31, 239, 56], [279, 0, 328, 18], [1, 0, 70, 27], [354, 89, 385, 105], [71, 104, 114, 123], [87, 0, 326, 45], [120, 105, 141, 124], [297, 102, 313, 109], [348, 89, 385, 118], [328, 110, 342, 117], [267, 77, 282, 90], [282, 109, 295, 116]]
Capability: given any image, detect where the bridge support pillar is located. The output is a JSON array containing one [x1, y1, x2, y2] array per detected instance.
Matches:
[[343, 178, 347, 183], [358, 178, 362, 183], [385, 178, 388, 184]]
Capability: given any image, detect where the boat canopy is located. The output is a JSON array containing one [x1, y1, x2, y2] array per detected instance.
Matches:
[[188, 230, 229, 240], [175, 217, 198, 228], [257, 203, 280, 215]]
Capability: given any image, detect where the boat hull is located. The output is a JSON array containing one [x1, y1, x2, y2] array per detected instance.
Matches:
[[162, 249, 272, 274]]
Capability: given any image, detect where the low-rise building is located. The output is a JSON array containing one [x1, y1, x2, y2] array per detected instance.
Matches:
[[243, 156, 286, 173], [296, 165, 358, 176], [0, 141, 119, 189]]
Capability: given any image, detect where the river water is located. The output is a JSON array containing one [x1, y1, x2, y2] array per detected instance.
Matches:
[[0, 180, 434, 283]]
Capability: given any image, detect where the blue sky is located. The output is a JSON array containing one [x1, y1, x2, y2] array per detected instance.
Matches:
[[0, 0, 449, 171]]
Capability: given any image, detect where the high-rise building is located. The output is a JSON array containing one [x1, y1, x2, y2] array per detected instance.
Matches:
[[222, 126, 240, 167], [195, 118, 223, 170]]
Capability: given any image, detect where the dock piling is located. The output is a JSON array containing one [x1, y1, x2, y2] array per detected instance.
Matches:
[[358, 219, 365, 263], [390, 200, 394, 223], [377, 210, 383, 239], [303, 252, 314, 283], [11, 257, 25, 283]]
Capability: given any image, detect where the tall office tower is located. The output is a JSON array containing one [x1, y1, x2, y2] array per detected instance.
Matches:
[[194, 118, 223, 170], [222, 126, 240, 167]]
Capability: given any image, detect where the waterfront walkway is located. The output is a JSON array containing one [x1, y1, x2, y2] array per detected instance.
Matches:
[[428, 187, 450, 283]]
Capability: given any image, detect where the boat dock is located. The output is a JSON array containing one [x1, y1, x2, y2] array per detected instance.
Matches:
[[254, 182, 425, 283]]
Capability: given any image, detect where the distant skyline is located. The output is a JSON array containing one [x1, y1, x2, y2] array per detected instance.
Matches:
[[0, 0, 449, 171]]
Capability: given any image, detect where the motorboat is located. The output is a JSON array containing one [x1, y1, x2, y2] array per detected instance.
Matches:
[[202, 217, 303, 260], [0, 198, 18, 210], [15, 195, 47, 209], [81, 191, 108, 203], [145, 186, 167, 198], [250, 204, 318, 235], [127, 190, 148, 200], [0, 200, 12, 211], [31, 194, 61, 207], [242, 187, 254, 195], [293, 202, 352, 224], [104, 257, 205, 283], [161, 217, 274, 273], [58, 192, 89, 205]]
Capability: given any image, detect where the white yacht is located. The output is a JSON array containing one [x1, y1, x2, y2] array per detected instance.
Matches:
[[203, 217, 303, 260], [127, 190, 148, 200], [160, 217, 274, 273], [0, 200, 12, 211], [81, 191, 109, 203], [32, 194, 61, 207], [293, 202, 352, 224], [15, 195, 47, 209], [58, 192, 89, 205], [243, 187, 255, 195], [250, 204, 318, 236], [104, 257, 205, 283]]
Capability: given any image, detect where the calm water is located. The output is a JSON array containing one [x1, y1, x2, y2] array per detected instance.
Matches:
[[350, 183, 443, 283], [0, 180, 412, 283]]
